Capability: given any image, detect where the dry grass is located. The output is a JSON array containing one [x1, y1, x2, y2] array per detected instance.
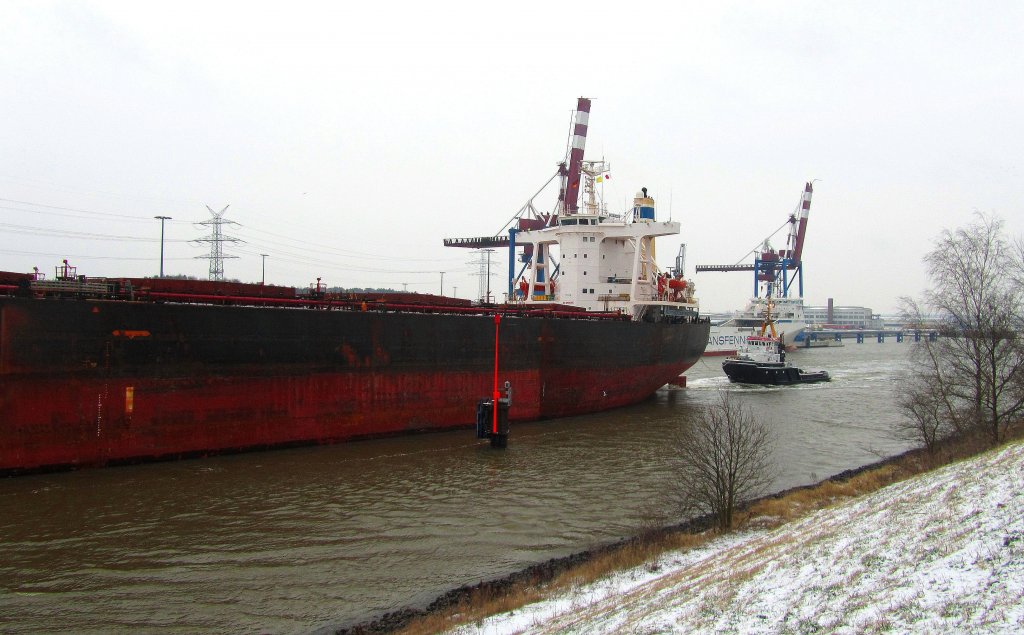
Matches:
[[396, 585, 548, 635], [549, 531, 709, 590], [738, 464, 903, 529], [391, 424, 1024, 635], [392, 532, 714, 635]]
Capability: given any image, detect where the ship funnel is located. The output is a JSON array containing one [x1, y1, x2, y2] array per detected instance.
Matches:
[[633, 187, 655, 220]]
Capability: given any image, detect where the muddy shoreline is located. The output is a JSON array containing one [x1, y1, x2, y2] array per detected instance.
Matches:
[[330, 450, 911, 635]]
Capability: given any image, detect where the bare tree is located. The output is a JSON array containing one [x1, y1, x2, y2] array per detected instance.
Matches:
[[673, 392, 776, 530], [901, 213, 1024, 446], [898, 297, 962, 452]]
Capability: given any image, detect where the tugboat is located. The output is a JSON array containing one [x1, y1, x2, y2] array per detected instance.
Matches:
[[722, 296, 830, 385]]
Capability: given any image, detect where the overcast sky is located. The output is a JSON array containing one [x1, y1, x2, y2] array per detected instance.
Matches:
[[1, 1, 1020, 312]]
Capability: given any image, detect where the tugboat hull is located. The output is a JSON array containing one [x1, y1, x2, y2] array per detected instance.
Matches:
[[722, 359, 830, 385]]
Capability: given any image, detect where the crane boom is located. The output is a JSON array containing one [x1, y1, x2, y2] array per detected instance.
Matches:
[[695, 181, 814, 273], [694, 181, 816, 299], [443, 99, 593, 250], [557, 97, 592, 217], [791, 181, 813, 262]]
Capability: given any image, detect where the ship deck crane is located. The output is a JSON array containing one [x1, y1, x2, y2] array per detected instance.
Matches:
[[443, 97, 594, 298]]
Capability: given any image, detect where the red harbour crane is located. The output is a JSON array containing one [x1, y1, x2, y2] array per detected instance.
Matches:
[[695, 182, 814, 299]]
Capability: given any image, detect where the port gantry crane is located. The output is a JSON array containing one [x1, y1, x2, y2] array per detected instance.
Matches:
[[442, 97, 594, 300], [695, 181, 814, 300]]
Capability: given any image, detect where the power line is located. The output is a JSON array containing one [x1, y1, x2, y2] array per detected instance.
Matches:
[[0, 196, 475, 281], [0, 222, 188, 242], [193, 205, 240, 281], [468, 249, 497, 303], [229, 241, 466, 274], [0, 198, 174, 222], [0, 174, 203, 209], [0, 196, 464, 263], [232, 224, 464, 263], [0, 248, 193, 261]]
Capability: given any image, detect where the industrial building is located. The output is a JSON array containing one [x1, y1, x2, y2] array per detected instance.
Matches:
[[805, 298, 882, 329]]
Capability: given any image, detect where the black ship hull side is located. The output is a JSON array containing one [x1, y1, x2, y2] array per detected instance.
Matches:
[[722, 359, 830, 385], [0, 297, 709, 472]]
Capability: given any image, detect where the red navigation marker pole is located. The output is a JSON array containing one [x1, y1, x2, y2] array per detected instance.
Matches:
[[492, 314, 501, 435]]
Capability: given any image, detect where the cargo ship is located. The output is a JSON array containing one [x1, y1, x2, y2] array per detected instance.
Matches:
[[0, 98, 709, 474]]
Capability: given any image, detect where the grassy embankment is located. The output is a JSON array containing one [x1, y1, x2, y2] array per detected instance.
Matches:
[[343, 423, 1021, 635]]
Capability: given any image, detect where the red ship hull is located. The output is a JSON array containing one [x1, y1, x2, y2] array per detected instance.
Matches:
[[0, 294, 708, 474]]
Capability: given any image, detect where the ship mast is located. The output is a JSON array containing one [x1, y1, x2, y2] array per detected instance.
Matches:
[[580, 159, 610, 217]]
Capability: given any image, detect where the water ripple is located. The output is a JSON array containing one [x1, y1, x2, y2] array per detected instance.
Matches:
[[0, 341, 913, 634]]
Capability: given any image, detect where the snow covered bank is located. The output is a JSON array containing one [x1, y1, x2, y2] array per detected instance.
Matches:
[[447, 441, 1024, 634]]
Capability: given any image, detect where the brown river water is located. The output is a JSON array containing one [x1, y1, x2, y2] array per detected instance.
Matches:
[[0, 340, 913, 634]]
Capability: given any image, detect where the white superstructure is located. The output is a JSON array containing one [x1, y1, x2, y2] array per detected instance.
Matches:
[[517, 175, 698, 322]]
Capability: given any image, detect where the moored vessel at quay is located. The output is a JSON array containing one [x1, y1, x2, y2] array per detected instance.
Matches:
[[0, 99, 709, 475], [705, 296, 807, 355], [700, 181, 816, 355]]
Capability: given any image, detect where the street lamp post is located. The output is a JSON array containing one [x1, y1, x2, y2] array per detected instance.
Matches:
[[260, 253, 268, 285], [154, 216, 171, 278]]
